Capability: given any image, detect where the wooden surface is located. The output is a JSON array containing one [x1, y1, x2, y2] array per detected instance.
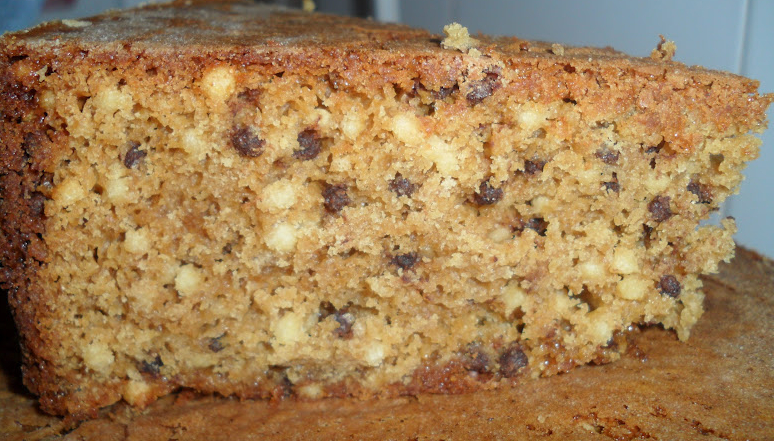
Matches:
[[1, 247, 773, 440]]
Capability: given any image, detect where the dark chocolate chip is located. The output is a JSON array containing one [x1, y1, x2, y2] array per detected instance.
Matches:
[[645, 140, 665, 155], [318, 302, 354, 338], [322, 183, 350, 213], [433, 84, 458, 100], [463, 344, 490, 373], [687, 181, 713, 204], [391, 252, 419, 270], [293, 128, 322, 160], [333, 310, 355, 339], [123, 141, 146, 169], [659, 275, 681, 297], [208, 336, 225, 353], [603, 172, 620, 193], [406, 78, 425, 98], [526, 217, 548, 236], [269, 369, 294, 400], [139, 355, 163, 376], [596, 148, 620, 165], [318, 301, 336, 320], [473, 180, 503, 206], [466, 72, 501, 105], [389, 173, 417, 197], [28, 192, 46, 217], [230, 126, 265, 157], [648, 196, 673, 222], [22, 131, 44, 158], [237, 88, 261, 103], [499, 344, 528, 378], [524, 159, 546, 175]]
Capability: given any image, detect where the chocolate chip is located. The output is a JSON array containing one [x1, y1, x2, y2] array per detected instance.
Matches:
[[596, 148, 620, 165], [293, 128, 322, 160], [318, 302, 354, 339], [28, 192, 46, 217], [391, 252, 419, 270], [237, 88, 261, 103], [318, 301, 336, 319], [645, 140, 665, 155], [527, 217, 548, 236], [603, 181, 620, 193], [22, 131, 45, 159], [473, 180, 503, 206], [524, 159, 546, 175], [123, 141, 146, 169], [648, 196, 673, 222], [687, 181, 712, 204], [389, 173, 417, 197], [333, 310, 355, 339], [404, 78, 428, 98], [139, 355, 163, 376], [463, 344, 490, 373], [322, 183, 350, 213], [433, 84, 458, 100], [230, 126, 265, 157], [499, 344, 528, 377], [269, 369, 294, 400], [603, 172, 619, 193], [659, 275, 681, 297], [466, 72, 501, 105], [208, 336, 225, 353]]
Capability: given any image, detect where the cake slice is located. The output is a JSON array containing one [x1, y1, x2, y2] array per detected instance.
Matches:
[[0, 0, 770, 418]]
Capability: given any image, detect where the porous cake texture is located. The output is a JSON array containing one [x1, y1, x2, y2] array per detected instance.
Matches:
[[0, 0, 770, 417]]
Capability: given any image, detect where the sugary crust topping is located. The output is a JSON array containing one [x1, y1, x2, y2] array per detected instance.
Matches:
[[0, 0, 759, 81], [2, 1, 770, 135]]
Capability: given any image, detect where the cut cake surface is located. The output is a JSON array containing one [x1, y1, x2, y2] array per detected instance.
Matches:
[[0, 0, 771, 417]]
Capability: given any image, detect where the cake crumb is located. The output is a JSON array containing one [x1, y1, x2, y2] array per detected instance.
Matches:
[[61, 19, 91, 28], [651, 35, 677, 61], [302, 0, 315, 12], [441, 23, 481, 56], [550, 43, 564, 56]]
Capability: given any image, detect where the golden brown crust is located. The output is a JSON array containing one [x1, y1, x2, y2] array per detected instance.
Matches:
[[0, 52, 72, 417], [1, 0, 772, 419], [2, 1, 769, 161], [1, 247, 772, 440]]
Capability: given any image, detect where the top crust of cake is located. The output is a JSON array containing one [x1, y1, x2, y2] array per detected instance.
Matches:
[[3, 0, 769, 137], [0, 1, 762, 81]]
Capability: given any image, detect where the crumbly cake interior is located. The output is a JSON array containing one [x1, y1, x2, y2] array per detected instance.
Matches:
[[0, 3, 770, 417]]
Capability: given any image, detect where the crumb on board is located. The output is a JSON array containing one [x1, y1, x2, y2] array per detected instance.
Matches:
[[651, 35, 676, 61]]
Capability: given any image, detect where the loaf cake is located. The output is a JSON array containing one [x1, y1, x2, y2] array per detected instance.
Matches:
[[0, 0, 770, 418]]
